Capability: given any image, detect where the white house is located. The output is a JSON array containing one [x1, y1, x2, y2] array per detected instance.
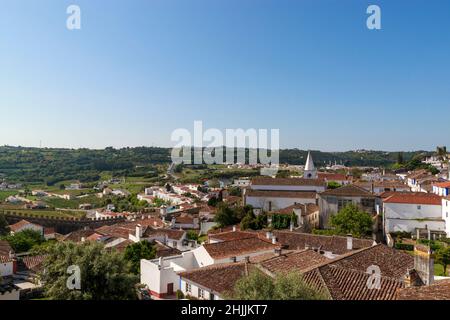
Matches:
[[245, 189, 317, 212], [140, 237, 279, 298], [383, 193, 445, 234], [443, 197, 450, 237], [433, 182, 450, 197], [249, 177, 325, 193], [0, 255, 14, 277], [9, 220, 44, 236]]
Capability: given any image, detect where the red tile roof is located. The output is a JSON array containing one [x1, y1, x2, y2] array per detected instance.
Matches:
[[300, 244, 413, 300], [251, 177, 326, 187], [0, 255, 13, 263], [396, 279, 450, 300], [246, 189, 317, 199], [179, 262, 255, 296], [208, 231, 257, 242], [203, 237, 280, 259], [260, 249, 330, 274], [434, 182, 450, 188], [9, 219, 40, 232], [383, 193, 442, 205], [0, 240, 13, 256], [320, 184, 375, 197], [318, 173, 349, 181]]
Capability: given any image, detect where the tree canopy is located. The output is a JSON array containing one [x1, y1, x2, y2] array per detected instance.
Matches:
[[229, 270, 327, 300], [123, 241, 156, 274], [435, 246, 450, 276], [39, 241, 138, 300], [1, 229, 44, 253], [0, 212, 10, 236], [330, 203, 373, 237]]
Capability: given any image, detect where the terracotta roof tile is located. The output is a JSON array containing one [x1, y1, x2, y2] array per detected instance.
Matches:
[[260, 249, 330, 274], [246, 190, 317, 199], [383, 193, 442, 205], [320, 184, 375, 197], [203, 237, 280, 259], [396, 279, 450, 300], [208, 231, 257, 242], [251, 177, 326, 187]]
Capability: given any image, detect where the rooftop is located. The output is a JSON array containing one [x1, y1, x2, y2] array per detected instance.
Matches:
[[203, 237, 280, 259], [383, 192, 442, 205], [320, 184, 375, 197], [251, 177, 325, 187], [396, 279, 450, 300], [246, 189, 317, 199]]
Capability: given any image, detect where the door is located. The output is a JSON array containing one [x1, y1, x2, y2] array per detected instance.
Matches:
[[167, 283, 174, 295]]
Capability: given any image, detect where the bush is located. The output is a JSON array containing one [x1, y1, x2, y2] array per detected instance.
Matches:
[[176, 290, 185, 300], [394, 243, 414, 251]]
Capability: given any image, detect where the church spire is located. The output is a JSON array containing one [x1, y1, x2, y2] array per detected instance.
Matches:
[[304, 151, 317, 179], [305, 151, 315, 171]]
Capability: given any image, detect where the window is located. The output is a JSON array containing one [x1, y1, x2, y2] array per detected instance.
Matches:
[[417, 205, 421, 210], [185, 282, 191, 293], [361, 198, 375, 208], [230, 256, 237, 262], [338, 199, 352, 211], [198, 288, 204, 299]]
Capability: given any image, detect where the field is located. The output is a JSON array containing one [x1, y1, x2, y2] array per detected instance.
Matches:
[[0, 205, 86, 218]]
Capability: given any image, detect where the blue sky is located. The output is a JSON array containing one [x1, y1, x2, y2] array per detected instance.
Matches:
[[1, 0, 449, 151]]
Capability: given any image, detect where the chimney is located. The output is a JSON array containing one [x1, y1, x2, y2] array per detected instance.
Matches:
[[404, 269, 423, 288], [136, 224, 142, 241], [232, 225, 236, 232], [346, 234, 353, 250], [272, 237, 277, 244], [413, 244, 434, 285], [266, 231, 272, 240], [12, 258, 17, 274]]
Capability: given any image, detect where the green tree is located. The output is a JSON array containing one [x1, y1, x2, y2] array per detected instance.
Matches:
[[0, 212, 10, 236], [273, 271, 327, 300], [327, 181, 341, 189], [397, 152, 404, 165], [228, 186, 242, 197], [214, 203, 239, 227], [124, 241, 156, 274], [230, 270, 326, 300], [39, 241, 138, 300], [330, 203, 373, 237], [230, 270, 274, 300], [2, 229, 44, 252], [186, 230, 199, 242], [435, 247, 450, 276]]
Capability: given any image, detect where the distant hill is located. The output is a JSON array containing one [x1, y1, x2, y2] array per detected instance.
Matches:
[[0, 146, 430, 185]]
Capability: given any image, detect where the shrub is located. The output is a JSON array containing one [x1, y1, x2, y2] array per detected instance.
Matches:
[[176, 290, 185, 300], [394, 243, 414, 251]]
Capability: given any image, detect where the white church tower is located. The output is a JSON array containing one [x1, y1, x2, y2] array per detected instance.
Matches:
[[303, 151, 317, 179]]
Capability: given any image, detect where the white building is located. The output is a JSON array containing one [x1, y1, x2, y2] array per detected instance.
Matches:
[[432, 182, 450, 197], [245, 190, 317, 212], [140, 237, 279, 298], [9, 220, 44, 236], [443, 197, 450, 237], [383, 193, 445, 234], [0, 256, 14, 277]]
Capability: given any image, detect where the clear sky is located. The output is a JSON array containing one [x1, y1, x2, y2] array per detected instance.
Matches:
[[1, 0, 449, 151]]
